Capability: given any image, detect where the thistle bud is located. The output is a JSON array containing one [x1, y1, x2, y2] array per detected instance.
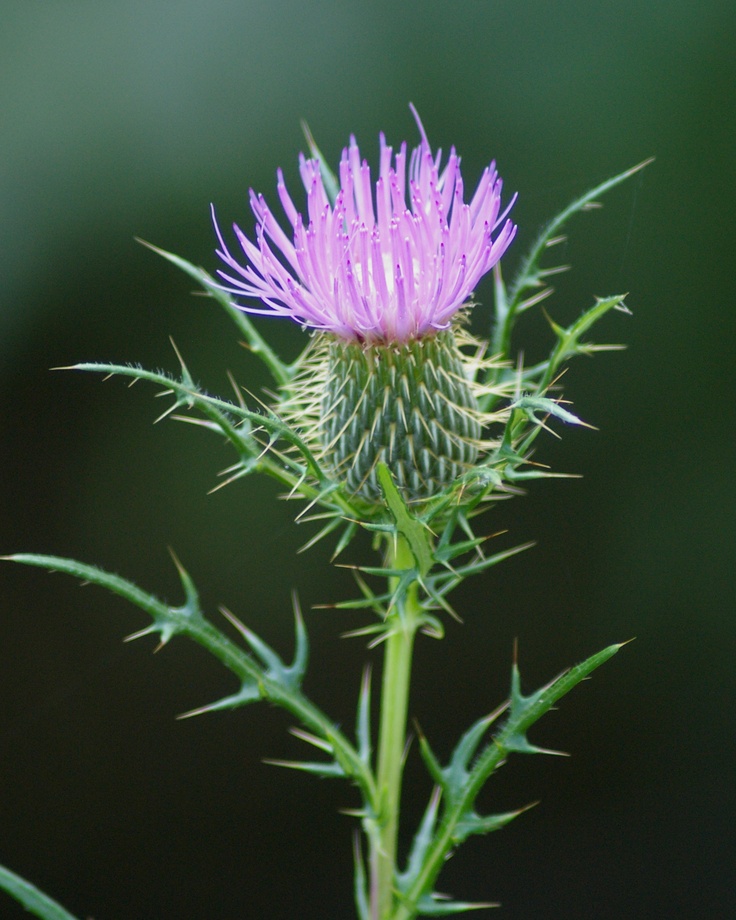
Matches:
[[322, 331, 480, 500]]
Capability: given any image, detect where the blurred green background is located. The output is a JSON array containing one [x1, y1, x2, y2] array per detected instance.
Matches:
[[1, 2, 734, 918]]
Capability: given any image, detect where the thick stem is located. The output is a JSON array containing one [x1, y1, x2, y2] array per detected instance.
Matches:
[[370, 536, 421, 920]]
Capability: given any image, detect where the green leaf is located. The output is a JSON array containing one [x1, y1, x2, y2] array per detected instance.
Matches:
[[3, 553, 190, 645], [352, 834, 371, 920], [489, 158, 651, 372], [263, 758, 347, 778], [429, 543, 534, 593], [537, 294, 630, 392], [453, 803, 533, 846], [413, 893, 497, 915], [398, 787, 442, 892], [3, 553, 377, 803], [63, 360, 363, 524], [507, 160, 653, 312], [0, 864, 81, 920], [417, 733, 445, 788], [511, 395, 590, 429], [139, 239, 293, 387], [376, 463, 433, 576], [219, 597, 308, 691], [395, 643, 625, 920], [494, 642, 624, 760], [443, 711, 504, 794], [356, 667, 373, 765]]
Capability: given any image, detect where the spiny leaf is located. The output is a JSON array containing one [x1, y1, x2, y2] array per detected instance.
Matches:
[[398, 787, 442, 892], [538, 294, 630, 392], [417, 732, 445, 788], [263, 758, 346, 778], [377, 463, 434, 577], [433, 536, 488, 565], [4, 553, 191, 645], [0, 864, 82, 920], [500, 643, 625, 758], [427, 543, 535, 598], [177, 684, 262, 719], [138, 238, 292, 387], [511, 395, 592, 429], [507, 160, 653, 311], [73, 362, 257, 443], [454, 804, 534, 844], [445, 708, 507, 790], [356, 667, 373, 765], [398, 643, 626, 918], [413, 893, 497, 915], [3, 554, 376, 802], [219, 596, 308, 690], [352, 834, 370, 920]]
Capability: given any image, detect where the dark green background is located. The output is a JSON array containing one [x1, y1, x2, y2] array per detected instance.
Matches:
[[2, 2, 734, 918]]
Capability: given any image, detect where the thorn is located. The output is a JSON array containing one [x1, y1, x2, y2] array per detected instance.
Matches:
[[289, 727, 332, 751], [340, 625, 384, 640], [519, 286, 555, 312], [168, 337, 189, 376], [366, 630, 393, 649], [488, 700, 510, 723], [135, 236, 159, 253], [152, 401, 179, 425], [300, 118, 316, 150], [170, 414, 216, 429], [241, 384, 272, 413], [291, 589, 303, 621], [167, 546, 185, 575], [536, 745, 570, 757], [177, 702, 221, 720], [219, 605, 250, 642], [227, 369, 247, 410], [538, 263, 571, 278], [546, 366, 569, 389], [123, 624, 158, 643]]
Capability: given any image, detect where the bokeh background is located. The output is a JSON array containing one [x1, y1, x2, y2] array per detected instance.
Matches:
[[2, 2, 734, 918]]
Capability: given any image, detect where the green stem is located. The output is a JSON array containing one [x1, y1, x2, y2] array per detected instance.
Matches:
[[371, 536, 421, 920]]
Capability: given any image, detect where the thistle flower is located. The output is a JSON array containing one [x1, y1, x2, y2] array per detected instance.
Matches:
[[214, 109, 517, 502], [214, 107, 516, 344]]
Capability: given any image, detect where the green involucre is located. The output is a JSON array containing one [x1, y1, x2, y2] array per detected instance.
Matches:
[[320, 330, 482, 502]]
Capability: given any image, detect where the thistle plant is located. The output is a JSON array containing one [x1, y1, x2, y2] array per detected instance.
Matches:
[[1, 108, 649, 920]]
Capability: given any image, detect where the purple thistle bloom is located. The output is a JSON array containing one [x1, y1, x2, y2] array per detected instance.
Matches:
[[213, 107, 517, 344]]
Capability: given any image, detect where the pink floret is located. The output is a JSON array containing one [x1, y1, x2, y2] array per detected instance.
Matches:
[[213, 108, 516, 344]]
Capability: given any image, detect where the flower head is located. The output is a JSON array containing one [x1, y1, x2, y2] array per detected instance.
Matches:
[[214, 107, 516, 344]]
